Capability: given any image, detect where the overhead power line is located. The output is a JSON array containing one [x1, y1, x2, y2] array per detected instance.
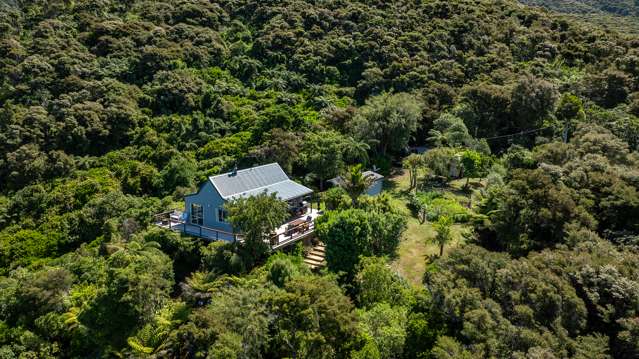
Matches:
[[483, 126, 552, 141]]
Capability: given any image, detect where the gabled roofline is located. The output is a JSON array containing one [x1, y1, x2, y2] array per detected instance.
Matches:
[[209, 162, 279, 180], [184, 180, 209, 198], [208, 163, 282, 200], [186, 163, 309, 201]]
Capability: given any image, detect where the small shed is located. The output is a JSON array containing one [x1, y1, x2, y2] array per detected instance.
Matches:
[[328, 170, 385, 196]]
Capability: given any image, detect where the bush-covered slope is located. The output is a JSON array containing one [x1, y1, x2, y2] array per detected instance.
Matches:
[[1, 0, 639, 357], [520, 0, 639, 16], [520, 0, 639, 32]]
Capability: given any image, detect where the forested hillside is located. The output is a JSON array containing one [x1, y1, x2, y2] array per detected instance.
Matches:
[[519, 0, 639, 32], [520, 0, 639, 16], [1, 0, 638, 358]]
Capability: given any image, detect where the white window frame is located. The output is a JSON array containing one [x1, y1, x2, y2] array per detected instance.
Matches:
[[217, 207, 228, 223], [191, 203, 203, 225]]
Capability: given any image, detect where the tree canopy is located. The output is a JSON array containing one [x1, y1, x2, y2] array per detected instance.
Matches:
[[2, 0, 639, 357]]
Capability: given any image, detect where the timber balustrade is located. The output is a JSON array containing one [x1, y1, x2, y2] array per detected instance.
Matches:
[[154, 210, 317, 249]]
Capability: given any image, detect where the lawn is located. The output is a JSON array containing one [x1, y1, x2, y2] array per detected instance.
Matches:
[[387, 169, 474, 286]]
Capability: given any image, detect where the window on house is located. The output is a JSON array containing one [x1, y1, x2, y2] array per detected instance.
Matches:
[[217, 208, 228, 223], [191, 203, 203, 225]]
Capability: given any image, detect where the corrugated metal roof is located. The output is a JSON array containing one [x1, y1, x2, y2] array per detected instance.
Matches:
[[210, 163, 312, 201], [363, 171, 384, 181], [328, 170, 384, 186], [226, 179, 313, 201]]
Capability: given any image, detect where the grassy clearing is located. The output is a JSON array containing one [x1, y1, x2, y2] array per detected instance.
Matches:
[[387, 170, 475, 286]]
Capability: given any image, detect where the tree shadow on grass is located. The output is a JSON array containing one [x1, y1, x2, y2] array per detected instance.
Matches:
[[446, 180, 484, 198]]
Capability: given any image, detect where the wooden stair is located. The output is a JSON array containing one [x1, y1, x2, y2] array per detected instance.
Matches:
[[304, 243, 326, 270]]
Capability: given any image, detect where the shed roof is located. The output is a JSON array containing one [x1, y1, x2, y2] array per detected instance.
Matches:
[[209, 163, 313, 201], [328, 170, 384, 187]]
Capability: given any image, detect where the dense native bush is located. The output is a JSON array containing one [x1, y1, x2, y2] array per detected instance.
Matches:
[[2, 0, 639, 357], [316, 208, 407, 277], [477, 124, 639, 254], [424, 240, 639, 358]]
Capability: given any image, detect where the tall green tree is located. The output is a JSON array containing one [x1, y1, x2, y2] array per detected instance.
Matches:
[[250, 129, 302, 175], [358, 303, 408, 359], [460, 150, 489, 189], [226, 192, 289, 267], [432, 215, 453, 256], [403, 154, 423, 190], [300, 130, 347, 190], [509, 75, 558, 129], [354, 256, 412, 308], [427, 113, 473, 148], [341, 164, 375, 206], [354, 92, 423, 156], [316, 208, 406, 276]]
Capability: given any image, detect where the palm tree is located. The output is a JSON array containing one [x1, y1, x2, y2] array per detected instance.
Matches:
[[341, 164, 375, 206], [343, 136, 370, 165], [402, 154, 423, 190], [432, 215, 453, 256], [427, 128, 447, 147]]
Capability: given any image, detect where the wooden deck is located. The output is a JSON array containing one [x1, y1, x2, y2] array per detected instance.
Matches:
[[154, 209, 322, 250]]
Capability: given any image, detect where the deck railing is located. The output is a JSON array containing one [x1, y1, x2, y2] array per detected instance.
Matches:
[[154, 210, 317, 249], [269, 220, 316, 249], [154, 211, 242, 241]]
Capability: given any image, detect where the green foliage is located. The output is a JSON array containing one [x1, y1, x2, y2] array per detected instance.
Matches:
[[422, 147, 460, 180], [316, 208, 406, 276], [143, 228, 201, 282], [432, 216, 454, 256], [105, 239, 174, 324], [249, 128, 301, 174], [358, 303, 408, 359], [353, 92, 423, 156], [403, 154, 423, 190], [322, 187, 351, 211], [198, 131, 252, 160], [430, 336, 479, 359], [556, 93, 586, 124], [226, 192, 289, 267], [460, 150, 490, 183], [0, 229, 61, 270], [425, 240, 639, 357], [409, 191, 470, 224], [340, 164, 375, 205], [265, 253, 309, 288], [300, 130, 348, 190], [428, 113, 473, 148], [200, 241, 245, 276], [157, 155, 197, 195], [2, 0, 639, 356], [354, 256, 412, 309], [161, 273, 359, 358], [480, 124, 639, 254], [503, 144, 537, 170], [520, 0, 639, 33], [510, 75, 558, 128]]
